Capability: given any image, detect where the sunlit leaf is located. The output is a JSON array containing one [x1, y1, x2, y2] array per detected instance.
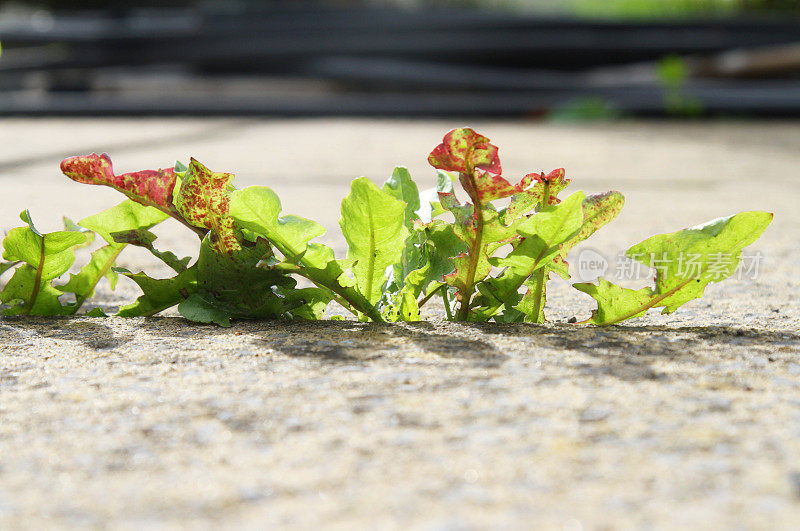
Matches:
[[58, 245, 122, 313], [575, 211, 773, 325], [174, 158, 239, 253], [383, 166, 420, 230], [340, 177, 409, 307], [79, 199, 169, 245]]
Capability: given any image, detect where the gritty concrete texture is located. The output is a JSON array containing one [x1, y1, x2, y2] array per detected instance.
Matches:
[[1, 119, 799, 528]]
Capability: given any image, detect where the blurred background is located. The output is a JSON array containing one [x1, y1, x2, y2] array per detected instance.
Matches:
[[1, 0, 800, 118]]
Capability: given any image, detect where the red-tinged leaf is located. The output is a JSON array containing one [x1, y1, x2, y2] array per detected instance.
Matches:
[[61, 153, 179, 215], [60, 152, 114, 184], [521, 168, 567, 187], [174, 158, 240, 253], [460, 169, 520, 203], [428, 128, 501, 174], [506, 169, 572, 221]]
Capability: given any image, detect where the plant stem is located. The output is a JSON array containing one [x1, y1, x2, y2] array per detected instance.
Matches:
[[442, 287, 453, 321], [526, 179, 551, 323], [417, 283, 444, 309], [269, 235, 384, 322], [304, 270, 382, 322], [277, 263, 382, 322], [455, 168, 485, 321], [471, 177, 570, 320], [527, 269, 547, 323], [22, 235, 47, 315], [540, 181, 551, 211]]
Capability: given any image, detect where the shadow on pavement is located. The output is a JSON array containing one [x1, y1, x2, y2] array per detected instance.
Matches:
[[1, 318, 135, 350], [463, 322, 800, 381], [2, 318, 797, 377]]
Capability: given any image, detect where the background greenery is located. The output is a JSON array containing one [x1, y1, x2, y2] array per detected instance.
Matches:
[[7, 0, 800, 16]]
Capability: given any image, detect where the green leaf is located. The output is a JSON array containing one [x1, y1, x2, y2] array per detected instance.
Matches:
[[0, 261, 20, 277], [193, 233, 295, 321], [515, 276, 548, 323], [279, 287, 333, 320], [384, 168, 465, 320], [178, 292, 233, 327], [43, 200, 174, 315], [572, 278, 654, 324], [289, 245, 382, 320], [575, 211, 773, 325], [79, 199, 169, 245], [230, 186, 381, 321], [382, 282, 423, 322], [62, 216, 94, 247], [85, 307, 108, 317], [386, 218, 463, 318], [340, 177, 409, 306], [511, 190, 623, 323], [111, 229, 191, 273], [506, 191, 586, 273], [436, 170, 455, 193], [2, 213, 88, 281], [382, 166, 420, 230], [18, 209, 41, 236], [557, 191, 625, 264], [116, 266, 198, 317], [58, 244, 122, 313], [425, 220, 468, 281], [1, 265, 69, 316], [230, 186, 325, 263], [0, 211, 91, 315], [417, 170, 452, 222]]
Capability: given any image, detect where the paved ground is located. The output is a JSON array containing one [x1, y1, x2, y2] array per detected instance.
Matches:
[[1, 119, 799, 528]]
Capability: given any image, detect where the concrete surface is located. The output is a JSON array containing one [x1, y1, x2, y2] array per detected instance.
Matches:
[[1, 119, 799, 528]]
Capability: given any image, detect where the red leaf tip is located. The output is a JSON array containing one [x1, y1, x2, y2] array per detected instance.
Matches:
[[428, 128, 501, 175], [60, 153, 114, 184], [60, 152, 178, 212]]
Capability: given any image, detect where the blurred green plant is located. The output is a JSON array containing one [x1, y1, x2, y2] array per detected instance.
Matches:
[[657, 55, 703, 117], [573, 0, 739, 18], [429, 0, 800, 16], [548, 96, 621, 122]]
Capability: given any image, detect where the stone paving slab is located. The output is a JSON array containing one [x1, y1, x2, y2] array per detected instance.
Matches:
[[1, 119, 799, 528]]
